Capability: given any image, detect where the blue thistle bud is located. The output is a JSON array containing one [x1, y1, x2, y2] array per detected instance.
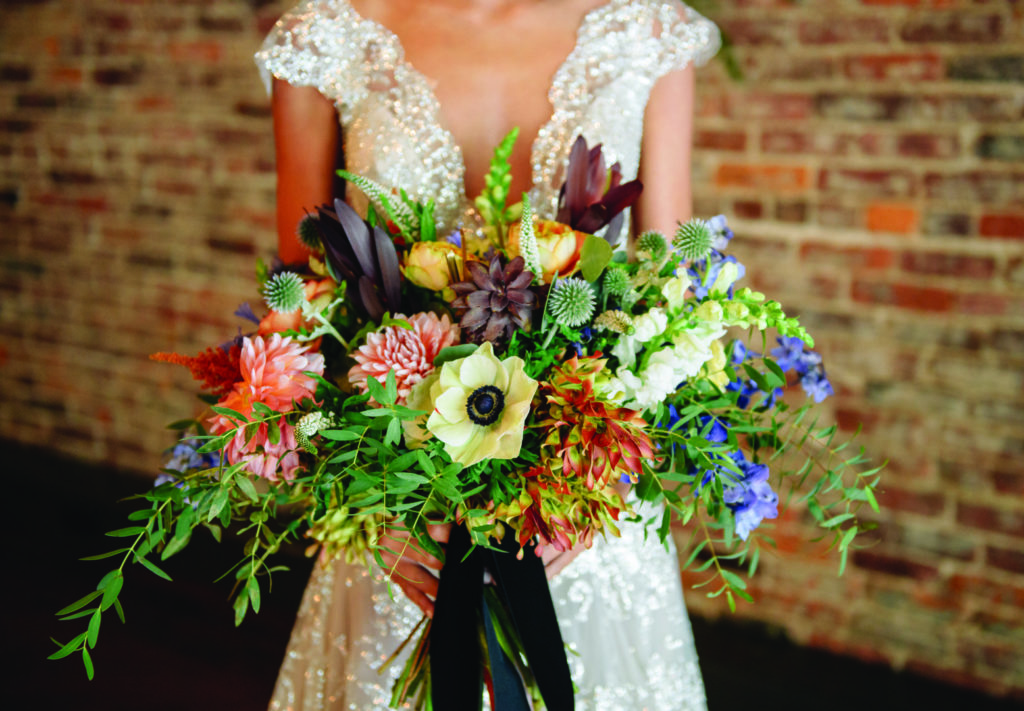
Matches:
[[548, 277, 596, 328], [263, 272, 306, 314], [673, 218, 713, 261], [637, 230, 668, 261], [296, 213, 322, 251], [602, 266, 631, 297]]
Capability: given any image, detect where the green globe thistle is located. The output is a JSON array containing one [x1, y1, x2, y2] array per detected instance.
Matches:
[[307, 506, 385, 564], [636, 230, 668, 261], [263, 271, 306, 314], [548, 277, 596, 328], [673, 218, 713, 261], [594, 310, 635, 335], [296, 213, 322, 251], [602, 266, 631, 297]]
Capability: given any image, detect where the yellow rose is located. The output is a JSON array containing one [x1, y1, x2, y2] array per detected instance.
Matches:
[[508, 219, 586, 283], [403, 241, 462, 292]]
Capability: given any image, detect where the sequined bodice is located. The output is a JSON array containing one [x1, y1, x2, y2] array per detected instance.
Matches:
[[256, 0, 719, 233]]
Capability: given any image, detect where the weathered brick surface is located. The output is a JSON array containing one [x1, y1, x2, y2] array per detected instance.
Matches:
[[686, 0, 1024, 699], [1, 0, 1022, 700]]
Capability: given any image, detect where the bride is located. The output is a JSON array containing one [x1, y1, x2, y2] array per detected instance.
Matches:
[[255, 0, 720, 708]]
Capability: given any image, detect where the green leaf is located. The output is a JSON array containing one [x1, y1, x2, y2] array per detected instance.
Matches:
[[105, 526, 145, 538], [82, 647, 94, 680], [56, 590, 103, 617], [319, 428, 363, 441], [86, 608, 101, 649], [267, 417, 281, 446], [433, 344, 477, 368], [211, 405, 248, 423], [247, 577, 262, 614], [384, 368, 398, 406], [236, 476, 260, 503], [720, 569, 748, 591], [136, 555, 173, 582], [209, 487, 230, 522], [79, 548, 129, 562], [579, 234, 613, 282], [384, 417, 402, 448], [113, 598, 126, 624], [365, 372, 390, 405], [47, 633, 87, 661], [821, 513, 855, 529], [233, 591, 249, 627], [100, 573, 123, 611], [864, 486, 880, 513]]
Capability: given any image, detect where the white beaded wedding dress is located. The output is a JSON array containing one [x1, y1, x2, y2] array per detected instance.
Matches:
[[255, 2, 720, 709]]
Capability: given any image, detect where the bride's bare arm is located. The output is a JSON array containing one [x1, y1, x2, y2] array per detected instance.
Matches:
[[272, 78, 449, 614], [633, 64, 696, 236], [271, 78, 338, 263]]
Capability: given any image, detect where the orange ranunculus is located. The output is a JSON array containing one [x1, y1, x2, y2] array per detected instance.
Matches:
[[402, 241, 462, 292], [508, 218, 586, 283], [258, 278, 337, 336]]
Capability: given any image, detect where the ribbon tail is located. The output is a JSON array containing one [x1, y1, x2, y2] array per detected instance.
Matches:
[[430, 525, 484, 711], [488, 537, 575, 711]]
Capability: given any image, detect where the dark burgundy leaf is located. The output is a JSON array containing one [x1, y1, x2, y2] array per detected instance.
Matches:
[[604, 211, 625, 247], [358, 274, 384, 321], [372, 225, 401, 310], [335, 198, 377, 281]]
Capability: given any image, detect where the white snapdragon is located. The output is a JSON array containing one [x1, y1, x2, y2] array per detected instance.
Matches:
[[662, 274, 692, 313], [709, 261, 742, 296], [611, 307, 668, 367]]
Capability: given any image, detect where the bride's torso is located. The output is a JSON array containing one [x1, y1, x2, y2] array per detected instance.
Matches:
[[349, 0, 611, 202], [256, 0, 720, 234]]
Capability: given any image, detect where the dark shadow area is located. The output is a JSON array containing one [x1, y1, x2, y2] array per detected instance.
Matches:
[[7, 441, 1020, 710]]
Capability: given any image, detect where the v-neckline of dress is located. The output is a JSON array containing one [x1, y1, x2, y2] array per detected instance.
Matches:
[[342, 0, 622, 208]]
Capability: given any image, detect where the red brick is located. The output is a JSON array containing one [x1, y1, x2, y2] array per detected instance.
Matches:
[[715, 164, 810, 192], [732, 199, 763, 219], [800, 18, 889, 44], [900, 252, 996, 279], [951, 575, 1024, 607], [820, 169, 916, 198], [851, 281, 957, 312], [861, 0, 956, 5], [979, 214, 1024, 239], [957, 293, 1011, 316], [958, 502, 1024, 538], [879, 487, 945, 516], [987, 546, 1024, 575], [897, 133, 959, 159], [800, 244, 895, 270], [900, 13, 1003, 44], [844, 53, 944, 81], [694, 129, 746, 151], [167, 41, 224, 63], [925, 171, 1024, 204], [852, 551, 940, 579], [866, 204, 918, 234]]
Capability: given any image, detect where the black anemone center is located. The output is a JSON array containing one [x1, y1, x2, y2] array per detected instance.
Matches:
[[466, 385, 504, 426]]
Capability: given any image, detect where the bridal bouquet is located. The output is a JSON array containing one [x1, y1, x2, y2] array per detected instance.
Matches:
[[52, 130, 881, 708]]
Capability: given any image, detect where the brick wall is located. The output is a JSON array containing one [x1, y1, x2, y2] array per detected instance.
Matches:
[[1, 0, 1022, 700], [685, 0, 1024, 699]]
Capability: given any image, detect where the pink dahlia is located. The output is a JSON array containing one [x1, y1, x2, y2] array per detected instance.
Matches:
[[348, 312, 459, 404], [208, 334, 325, 481]]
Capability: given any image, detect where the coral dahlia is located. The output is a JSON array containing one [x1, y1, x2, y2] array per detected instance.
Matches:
[[208, 334, 325, 481], [347, 312, 459, 404]]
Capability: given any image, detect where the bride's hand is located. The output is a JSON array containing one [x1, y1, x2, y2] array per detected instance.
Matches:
[[376, 523, 451, 618], [536, 539, 589, 581]]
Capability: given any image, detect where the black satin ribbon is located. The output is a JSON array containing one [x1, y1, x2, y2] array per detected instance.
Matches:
[[430, 526, 574, 711]]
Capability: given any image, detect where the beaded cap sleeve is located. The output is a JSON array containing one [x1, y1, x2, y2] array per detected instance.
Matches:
[[255, 0, 719, 235]]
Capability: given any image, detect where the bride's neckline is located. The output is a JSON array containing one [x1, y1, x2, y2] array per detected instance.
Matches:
[[341, 0, 624, 204]]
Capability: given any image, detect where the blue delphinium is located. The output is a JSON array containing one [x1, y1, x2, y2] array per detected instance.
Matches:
[[444, 229, 462, 248], [726, 340, 782, 410], [722, 451, 778, 541], [165, 438, 220, 473], [234, 302, 261, 325], [770, 336, 834, 403]]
